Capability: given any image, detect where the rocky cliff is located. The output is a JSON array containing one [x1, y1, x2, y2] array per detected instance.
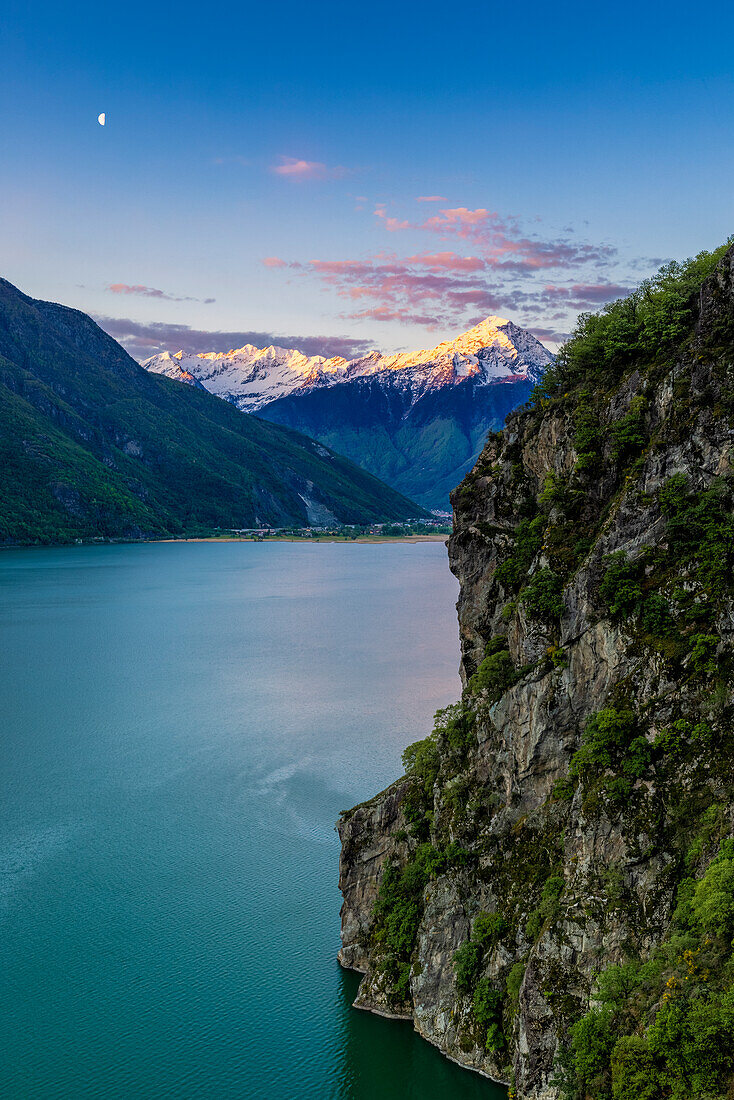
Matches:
[[338, 241, 734, 1099]]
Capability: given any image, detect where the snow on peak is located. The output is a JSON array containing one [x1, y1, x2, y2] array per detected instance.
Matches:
[[142, 316, 552, 413]]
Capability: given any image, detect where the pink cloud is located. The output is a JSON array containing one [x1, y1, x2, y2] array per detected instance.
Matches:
[[347, 306, 443, 326], [423, 207, 496, 236], [262, 256, 288, 268], [416, 195, 448, 203], [272, 157, 327, 178], [108, 283, 170, 299], [283, 250, 635, 336], [260, 202, 644, 343], [107, 283, 214, 304], [368, 204, 617, 273], [271, 156, 348, 180], [404, 252, 486, 272], [374, 206, 410, 231]]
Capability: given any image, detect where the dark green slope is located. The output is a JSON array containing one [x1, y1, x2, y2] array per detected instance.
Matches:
[[0, 279, 424, 543], [260, 373, 537, 510]]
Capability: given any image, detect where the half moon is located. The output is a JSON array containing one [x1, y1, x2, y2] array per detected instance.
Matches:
[[98, 113, 106, 126]]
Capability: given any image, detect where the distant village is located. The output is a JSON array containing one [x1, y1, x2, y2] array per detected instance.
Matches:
[[227, 518, 452, 540]]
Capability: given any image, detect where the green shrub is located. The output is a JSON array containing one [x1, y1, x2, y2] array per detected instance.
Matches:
[[454, 940, 484, 994], [690, 841, 734, 937], [526, 875, 565, 941], [658, 472, 690, 519], [472, 977, 506, 1050], [599, 552, 643, 619], [538, 472, 569, 510], [689, 633, 719, 677], [659, 474, 734, 598], [401, 736, 439, 789], [454, 910, 509, 1008], [570, 1007, 617, 1097], [595, 962, 642, 1008], [537, 245, 730, 398], [469, 643, 519, 699], [574, 393, 603, 469], [610, 397, 647, 465], [520, 568, 565, 622], [401, 734, 440, 837], [640, 593, 673, 636], [372, 842, 467, 1002], [610, 1036, 659, 1100], [568, 708, 646, 796], [560, 840, 734, 1099], [435, 702, 476, 754], [495, 515, 546, 591], [401, 704, 476, 836], [506, 961, 526, 1008], [473, 911, 507, 949], [647, 990, 734, 1098]]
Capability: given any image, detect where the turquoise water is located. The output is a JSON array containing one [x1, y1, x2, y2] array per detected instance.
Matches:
[[0, 543, 505, 1099]]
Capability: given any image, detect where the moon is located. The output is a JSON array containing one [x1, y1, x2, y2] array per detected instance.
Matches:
[[97, 113, 106, 126]]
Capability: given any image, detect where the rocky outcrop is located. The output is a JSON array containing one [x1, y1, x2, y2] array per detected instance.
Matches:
[[338, 243, 734, 1097]]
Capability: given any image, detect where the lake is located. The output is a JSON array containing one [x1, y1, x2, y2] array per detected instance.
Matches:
[[0, 542, 506, 1099]]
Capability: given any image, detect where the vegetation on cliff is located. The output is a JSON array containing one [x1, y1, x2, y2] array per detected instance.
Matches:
[[339, 239, 734, 1098]]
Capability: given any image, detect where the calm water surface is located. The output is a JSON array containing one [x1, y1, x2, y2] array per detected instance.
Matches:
[[1, 542, 505, 1099]]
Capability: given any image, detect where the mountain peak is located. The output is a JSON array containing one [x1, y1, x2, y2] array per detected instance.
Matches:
[[459, 314, 511, 337], [144, 316, 552, 413]]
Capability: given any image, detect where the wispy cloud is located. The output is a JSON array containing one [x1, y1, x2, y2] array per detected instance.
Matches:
[[94, 316, 376, 362], [270, 156, 349, 180], [416, 195, 447, 203], [374, 205, 411, 231], [258, 255, 633, 339], [372, 205, 617, 272], [259, 202, 641, 342], [107, 283, 215, 304], [538, 282, 632, 308], [527, 325, 573, 344]]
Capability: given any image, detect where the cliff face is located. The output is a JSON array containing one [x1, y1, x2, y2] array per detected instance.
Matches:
[[338, 244, 734, 1098]]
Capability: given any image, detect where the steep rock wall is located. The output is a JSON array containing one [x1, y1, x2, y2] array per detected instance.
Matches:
[[338, 245, 734, 1097]]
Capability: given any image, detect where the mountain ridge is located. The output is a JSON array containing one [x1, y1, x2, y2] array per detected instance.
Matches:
[[0, 277, 424, 543], [143, 316, 551, 411], [145, 317, 554, 509]]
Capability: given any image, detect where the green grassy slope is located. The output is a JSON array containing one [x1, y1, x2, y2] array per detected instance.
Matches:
[[0, 279, 424, 543]]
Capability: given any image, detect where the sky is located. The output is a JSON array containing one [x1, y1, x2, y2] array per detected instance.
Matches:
[[2, 0, 733, 359]]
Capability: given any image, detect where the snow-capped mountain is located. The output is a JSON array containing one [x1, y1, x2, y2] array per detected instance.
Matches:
[[143, 318, 553, 509], [143, 317, 552, 413]]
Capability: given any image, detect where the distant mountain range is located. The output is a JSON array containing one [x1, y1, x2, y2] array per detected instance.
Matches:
[[0, 278, 423, 544], [144, 318, 554, 508]]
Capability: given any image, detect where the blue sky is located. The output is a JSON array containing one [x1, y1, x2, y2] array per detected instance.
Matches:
[[2, 0, 733, 358]]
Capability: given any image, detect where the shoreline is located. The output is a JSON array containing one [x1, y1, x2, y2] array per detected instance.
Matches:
[[1, 534, 450, 551], [152, 534, 449, 544]]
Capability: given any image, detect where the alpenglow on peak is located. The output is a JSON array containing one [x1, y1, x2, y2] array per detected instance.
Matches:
[[143, 316, 553, 414]]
